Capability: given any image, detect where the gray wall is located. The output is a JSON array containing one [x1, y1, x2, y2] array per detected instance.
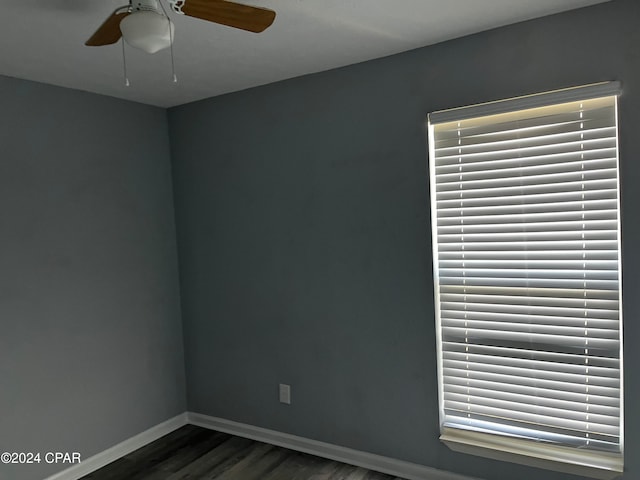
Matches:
[[169, 1, 640, 479], [0, 76, 186, 480]]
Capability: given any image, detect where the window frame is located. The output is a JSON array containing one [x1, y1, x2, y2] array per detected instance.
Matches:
[[427, 82, 624, 480]]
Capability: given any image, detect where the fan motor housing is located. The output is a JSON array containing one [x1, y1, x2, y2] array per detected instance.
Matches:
[[131, 0, 161, 13]]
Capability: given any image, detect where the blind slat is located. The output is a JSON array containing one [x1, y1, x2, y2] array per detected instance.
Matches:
[[442, 368, 620, 397], [444, 376, 620, 403]]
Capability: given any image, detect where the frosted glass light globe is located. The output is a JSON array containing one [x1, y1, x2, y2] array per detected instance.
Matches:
[[120, 11, 175, 54]]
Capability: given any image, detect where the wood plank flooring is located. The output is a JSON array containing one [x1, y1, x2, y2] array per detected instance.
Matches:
[[81, 425, 406, 480]]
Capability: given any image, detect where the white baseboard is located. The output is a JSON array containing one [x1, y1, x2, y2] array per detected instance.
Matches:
[[43, 411, 478, 480], [188, 412, 479, 480], [43, 413, 188, 480]]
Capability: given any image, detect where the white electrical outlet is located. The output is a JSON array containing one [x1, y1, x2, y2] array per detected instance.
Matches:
[[279, 383, 291, 404]]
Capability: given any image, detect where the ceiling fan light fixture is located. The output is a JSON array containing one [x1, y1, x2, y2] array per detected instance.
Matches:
[[120, 11, 174, 54]]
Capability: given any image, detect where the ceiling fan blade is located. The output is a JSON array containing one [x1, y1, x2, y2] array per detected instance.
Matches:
[[181, 0, 276, 33], [85, 10, 131, 46]]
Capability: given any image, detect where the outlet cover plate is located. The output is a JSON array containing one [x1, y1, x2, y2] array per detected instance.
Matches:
[[279, 384, 291, 404]]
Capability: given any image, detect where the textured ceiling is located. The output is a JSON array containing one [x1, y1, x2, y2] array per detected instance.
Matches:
[[0, 0, 609, 107]]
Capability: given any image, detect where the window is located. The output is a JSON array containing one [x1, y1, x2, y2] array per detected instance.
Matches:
[[427, 82, 623, 479]]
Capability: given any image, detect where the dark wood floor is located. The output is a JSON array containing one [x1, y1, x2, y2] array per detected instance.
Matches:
[[81, 425, 406, 480]]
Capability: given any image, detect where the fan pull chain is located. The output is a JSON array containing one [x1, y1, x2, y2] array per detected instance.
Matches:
[[158, 0, 178, 83], [121, 39, 130, 87], [169, 24, 177, 83]]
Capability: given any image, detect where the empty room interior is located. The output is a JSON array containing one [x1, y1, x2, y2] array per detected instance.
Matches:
[[1, 0, 638, 479]]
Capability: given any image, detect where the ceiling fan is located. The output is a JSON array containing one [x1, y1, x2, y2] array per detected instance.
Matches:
[[86, 0, 276, 54]]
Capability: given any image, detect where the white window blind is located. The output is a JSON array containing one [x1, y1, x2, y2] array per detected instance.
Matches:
[[428, 83, 623, 478]]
